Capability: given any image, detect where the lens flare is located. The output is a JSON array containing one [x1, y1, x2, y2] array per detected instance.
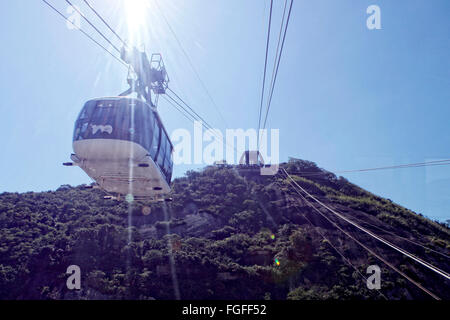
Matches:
[[123, 0, 151, 45], [126, 193, 134, 203], [142, 206, 151, 215]]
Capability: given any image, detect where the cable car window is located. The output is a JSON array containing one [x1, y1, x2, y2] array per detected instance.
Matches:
[[157, 143, 166, 169], [162, 138, 170, 172], [88, 101, 116, 139], [167, 159, 173, 182], [113, 100, 124, 141], [74, 101, 96, 141], [161, 130, 172, 175], [147, 107, 155, 151], [73, 127, 80, 141], [166, 151, 173, 183], [163, 152, 170, 177], [161, 132, 173, 182], [80, 122, 89, 135], [128, 101, 137, 142], [166, 134, 172, 156], [167, 150, 173, 171], [150, 118, 160, 159], [157, 129, 167, 169], [142, 104, 152, 151], [118, 99, 132, 141], [78, 100, 96, 120], [73, 123, 81, 141], [133, 102, 144, 147], [74, 122, 89, 141], [91, 101, 116, 125]]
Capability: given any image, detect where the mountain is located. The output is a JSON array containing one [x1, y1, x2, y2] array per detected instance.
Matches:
[[0, 158, 448, 300]]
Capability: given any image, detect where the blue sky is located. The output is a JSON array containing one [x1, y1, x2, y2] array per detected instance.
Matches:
[[0, 0, 449, 222]]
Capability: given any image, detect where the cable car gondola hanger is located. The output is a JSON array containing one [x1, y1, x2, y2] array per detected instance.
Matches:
[[64, 45, 174, 202], [119, 46, 169, 106]]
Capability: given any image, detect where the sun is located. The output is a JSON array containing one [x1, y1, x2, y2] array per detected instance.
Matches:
[[122, 0, 151, 45]]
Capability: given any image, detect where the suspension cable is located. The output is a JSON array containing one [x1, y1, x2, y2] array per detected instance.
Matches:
[[167, 88, 214, 131], [41, 0, 127, 68], [82, 0, 128, 48], [274, 181, 388, 299], [154, 0, 228, 128], [282, 168, 450, 280], [257, 0, 274, 151], [279, 169, 442, 300], [289, 159, 450, 177], [261, 0, 294, 131], [334, 210, 450, 260], [260, 0, 288, 144], [164, 93, 238, 154], [267, 0, 288, 102], [165, 89, 239, 154], [165, 93, 212, 131], [161, 95, 197, 123], [65, 0, 122, 53]]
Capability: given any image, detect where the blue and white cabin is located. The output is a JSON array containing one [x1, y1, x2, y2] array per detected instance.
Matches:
[[71, 96, 173, 200]]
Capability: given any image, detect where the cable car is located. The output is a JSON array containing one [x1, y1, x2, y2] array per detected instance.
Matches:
[[238, 150, 274, 176], [69, 96, 173, 200], [64, 47, 173, 201], [239, 150, 264, 166]]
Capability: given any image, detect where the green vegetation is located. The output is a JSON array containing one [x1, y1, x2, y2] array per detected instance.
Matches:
[[0, 159, 448, 299]]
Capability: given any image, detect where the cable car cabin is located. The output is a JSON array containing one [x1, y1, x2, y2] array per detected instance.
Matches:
[[237, 150, 265, 175], [70, 97, 173, 200], [239, 151, 264, 166]]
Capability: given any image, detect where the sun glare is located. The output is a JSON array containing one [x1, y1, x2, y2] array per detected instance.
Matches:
[[123, 0, 151, 45]]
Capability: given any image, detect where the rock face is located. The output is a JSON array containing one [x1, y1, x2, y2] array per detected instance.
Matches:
[[0, 159, 449, 300]]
